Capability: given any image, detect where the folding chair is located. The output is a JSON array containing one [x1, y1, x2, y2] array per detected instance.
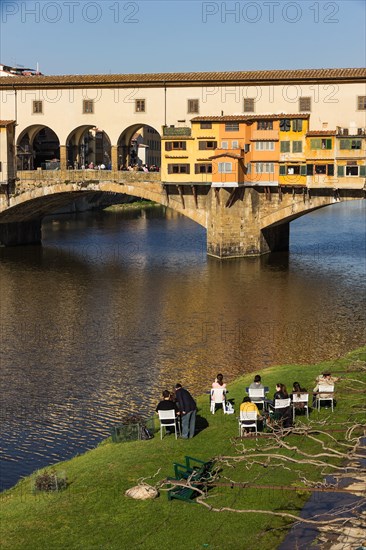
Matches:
[[248, 388, 265, 410], [316, 384, 334, 412], [158, 410, 181, 439], [269, 398, 291, 420], [238, 410, 258, 436], [210, 388, 227, 414], [292, 393, 309, 421]]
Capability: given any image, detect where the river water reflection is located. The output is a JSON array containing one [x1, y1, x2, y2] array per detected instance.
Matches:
[[0, 201, 365, 490]]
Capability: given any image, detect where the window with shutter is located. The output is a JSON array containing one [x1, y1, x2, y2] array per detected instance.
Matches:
[[221, 141, 228, 149], [257, 121, 273, 130], [337, 165, 344, 177], [327, 164, 334, 176], [280, 141, 290, 153], [165, 142, 172, 151], [292, 141, 303, 153], [292, 119, 303, 132], [188, 99, 199, 114], [307, 164, 313, 175], [280, 119, 291, 132], [195, 163, 212, 174], [243, 98, 255, 112], [200, 122, 212, 129], [310, 139, 322, 150], [225, 122, 239, 131], [357, 96, 366, 110], [33, 100, 43, 114], [300, 165, 307, 175], [299, 97, 311, 112], [135, 99, 145, 112], [279, 165, 286, 175], [218, 162, 233, 173], [360, 165, 366, 176]]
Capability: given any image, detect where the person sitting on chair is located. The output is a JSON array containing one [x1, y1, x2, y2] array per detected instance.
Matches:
[[212, 373, 227, 389], [291, 382, 307, 411], [313, 371, 339, 406], [240, 396, 263, 434], [156, 390, 179, 434]]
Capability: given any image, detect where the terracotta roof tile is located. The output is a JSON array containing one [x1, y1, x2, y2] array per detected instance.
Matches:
[[0, 120, 15, 126], [192, 114, 309, 122], [0, 68, 364, 88]]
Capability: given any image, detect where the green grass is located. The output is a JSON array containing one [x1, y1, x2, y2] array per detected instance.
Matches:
[[1, 347, 365, 550], [104, 200, 158, 211]]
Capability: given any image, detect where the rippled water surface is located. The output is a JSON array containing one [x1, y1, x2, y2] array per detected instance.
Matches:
[[0, 201, 365, 490]]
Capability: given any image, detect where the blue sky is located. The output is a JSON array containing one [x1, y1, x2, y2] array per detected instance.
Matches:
[[1, 0, 365, 75]]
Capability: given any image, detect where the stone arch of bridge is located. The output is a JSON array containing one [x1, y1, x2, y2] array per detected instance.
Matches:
[[16, 125, 60, 170], [0, 182, 207, 228], [259, 194, 347, 230]]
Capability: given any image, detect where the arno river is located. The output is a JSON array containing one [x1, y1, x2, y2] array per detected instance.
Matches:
[[0, 200, 365, 491]]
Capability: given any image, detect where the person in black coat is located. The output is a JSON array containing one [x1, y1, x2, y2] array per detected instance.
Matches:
[[156, 390, 179, 434], [175, 383, 197, 439]]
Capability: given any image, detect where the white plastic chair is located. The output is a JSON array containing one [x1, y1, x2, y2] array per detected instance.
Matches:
[[238, 410, 258, 436], [316, 384, 334, 412], [248, 388, 265, 410], [158, 410, 181, 439], [210, 388, 227, 414], [292, 393, 309, 421], [270, 398, 291, 416]]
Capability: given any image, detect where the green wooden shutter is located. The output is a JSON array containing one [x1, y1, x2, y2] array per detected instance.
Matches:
[[307, 164, 313, 175], [165, 142, 172, 151], [310, 139, 321, 149], [293, 141, 302, 153], [337, 165, 344, 177], [327, 164, 334, 176], [280, 141, 290, 152], [360, 165, 366, 177], [300, 165, 306, 175], [279, 165, 286, 175], [326, 139, 332, 149]]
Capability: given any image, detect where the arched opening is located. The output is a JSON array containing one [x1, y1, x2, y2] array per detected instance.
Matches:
[[17, 126, 60, 170], [117, 124, 161, 171], [66, 126, 111, 169]]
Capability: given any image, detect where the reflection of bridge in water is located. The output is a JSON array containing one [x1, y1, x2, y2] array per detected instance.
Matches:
[[0, 170, 364, 258]]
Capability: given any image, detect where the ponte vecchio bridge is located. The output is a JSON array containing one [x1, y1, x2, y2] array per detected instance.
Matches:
[[0, 67, 365, 257]]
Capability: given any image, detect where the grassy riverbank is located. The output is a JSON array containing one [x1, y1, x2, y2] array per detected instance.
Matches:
[[104, 200, 158, 211], [1, 347, 365, 550]]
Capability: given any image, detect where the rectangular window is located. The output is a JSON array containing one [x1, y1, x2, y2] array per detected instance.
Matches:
[[337, 165, 344, 177], [198, 141, 217, 150], [307, 164, 313, 175], [345, 166, 359, 176], [286, 165, 301, 175], [188, 99, 199, 114], [83, 100, 94, 114], [167, 164, 190, 174], [221, 141, 228, 149], [280, 119, 291, 132], [200, 122, 212, 129], [357, 96, 366, 110], [292, 141, 303, 153], [246, 162, 251, 174], [280, 141, 290, 153], [327, 164, 334, 176], [225, 122, 239, 132], [243, 98, 255, 112], [231, 140, 239, 149], [314, 164, 327, 174], [256, 162, 274, 174], [279, 165, 286, 175], [292, 119, 303, 132], [257, 120, 273, 130], [0, 161, 2, 172], [218, 162, 233, 173], [310, 138, 332, 150], [33, 100, 43, 114], [165, 141, 186, 151], [340, 139, 362, 150], [299, 97, 311, 112], [135, 99, 145, 112], [194, 163, 212, 174], [255, 141, 275, 150]]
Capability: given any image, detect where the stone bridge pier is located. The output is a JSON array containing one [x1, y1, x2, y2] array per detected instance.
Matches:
[[206, 186, 364, 258]]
